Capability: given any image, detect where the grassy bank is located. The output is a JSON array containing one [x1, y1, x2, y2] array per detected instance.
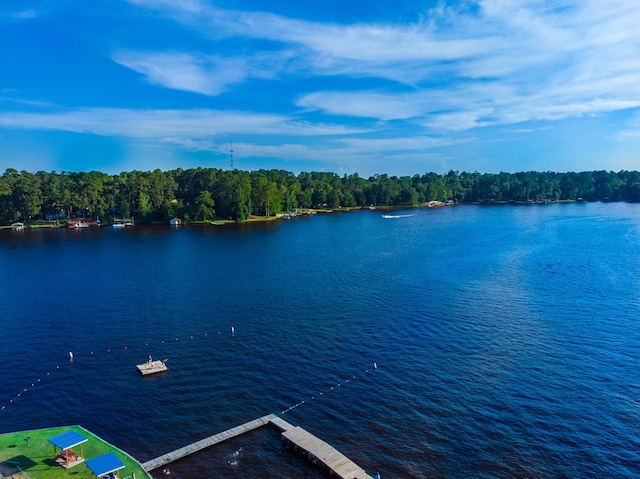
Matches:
[[0, 425, 151, 479]]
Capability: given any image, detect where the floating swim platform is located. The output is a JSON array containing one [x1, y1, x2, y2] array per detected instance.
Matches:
[[136, 360, 167, 376]]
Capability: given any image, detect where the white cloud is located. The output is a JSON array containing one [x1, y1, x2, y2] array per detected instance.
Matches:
[[5, 0, 640, 176], [340, 135, 458, 152], [112, 51, 245, 96], [422, 109, 496, 132], [160, 136, 215, 150], [296, 87, 500, 132], [0, 8, 38, 22], [616, 112, 640, 140], [0, 108, 366, 138], [296, 91, 424, 121], [112, 50, 289, 96], [128, 0, 640, 130], [224, 136, 455, 174]]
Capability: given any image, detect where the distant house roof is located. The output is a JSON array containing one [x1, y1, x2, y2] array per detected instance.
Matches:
[[47, 430, 88, 450], [85, 452, 126, 477]]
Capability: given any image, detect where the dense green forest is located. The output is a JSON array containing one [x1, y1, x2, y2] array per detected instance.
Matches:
[[2, 167, 640, 225]]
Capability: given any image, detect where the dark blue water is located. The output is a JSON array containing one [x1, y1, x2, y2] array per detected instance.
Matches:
[[2, 203, 640, 478]]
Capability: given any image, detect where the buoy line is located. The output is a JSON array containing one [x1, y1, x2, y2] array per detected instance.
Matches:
[[279, 361, 379, 415], [1, 326, 379, 416], [1, 329, 234, 412]]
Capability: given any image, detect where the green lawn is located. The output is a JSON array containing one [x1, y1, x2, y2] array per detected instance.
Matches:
[[0, 425, 152, 479]]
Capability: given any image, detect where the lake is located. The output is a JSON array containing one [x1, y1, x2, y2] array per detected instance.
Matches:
[[1, 202, 639, 478]]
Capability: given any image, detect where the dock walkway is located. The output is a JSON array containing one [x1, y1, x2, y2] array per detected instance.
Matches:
[[141, 414, 276, 471], [142, 413, 373, 479], [272, 417, 373, 479]]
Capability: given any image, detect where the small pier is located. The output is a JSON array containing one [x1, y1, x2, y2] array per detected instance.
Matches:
[[141, 414, 373, 478], [271, 417, 373, 479], [141, 414, 276, 471]]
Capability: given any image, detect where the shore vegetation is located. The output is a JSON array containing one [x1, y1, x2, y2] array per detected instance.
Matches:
[[1, 167, 639, 225]]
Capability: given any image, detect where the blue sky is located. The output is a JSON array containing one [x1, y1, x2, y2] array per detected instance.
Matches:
[[1, 0, 640, 177]]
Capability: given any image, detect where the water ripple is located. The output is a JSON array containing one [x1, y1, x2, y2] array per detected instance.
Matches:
[[2, 204, 640, 478]]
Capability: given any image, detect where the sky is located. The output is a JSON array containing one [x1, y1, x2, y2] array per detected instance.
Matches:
[[1, 0, 640, 177]]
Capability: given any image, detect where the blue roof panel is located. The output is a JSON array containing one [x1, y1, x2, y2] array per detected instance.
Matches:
[[85, 452, 126, 477], [47, 430, 88, 450]]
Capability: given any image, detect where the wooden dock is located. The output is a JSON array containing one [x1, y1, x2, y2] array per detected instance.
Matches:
[[271, 417, 373, 479], [141, 414, 276, 471], [142, 413, 373, 479]]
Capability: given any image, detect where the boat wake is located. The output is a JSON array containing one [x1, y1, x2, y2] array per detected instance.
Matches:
[[382, 214, 416, 219]]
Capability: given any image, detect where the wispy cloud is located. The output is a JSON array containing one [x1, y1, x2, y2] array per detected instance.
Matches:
[[222, 136, 456, 174], [3, 0, 640, 175], [112, 51, 243, 96], [111, 50, 288, 96], [617, 111, 640, 140], [127, 0, 640, 130], [0, 108, 365, 138], [296, 91, 425, 121], [0, 8, 38, 22], [0, 104, 454, 173]]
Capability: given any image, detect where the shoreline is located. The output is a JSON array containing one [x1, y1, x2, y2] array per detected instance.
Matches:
[[0, 425, 151, 479], [0, 199, 600, 229]]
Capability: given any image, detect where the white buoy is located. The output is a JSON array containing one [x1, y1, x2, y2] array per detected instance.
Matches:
[[69, 352, 73, 360], [374, 362, 377, 369], [231, 326, 235, 335]]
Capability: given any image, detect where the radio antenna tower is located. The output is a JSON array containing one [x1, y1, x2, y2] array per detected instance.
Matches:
[[230, 142, 234, 170]]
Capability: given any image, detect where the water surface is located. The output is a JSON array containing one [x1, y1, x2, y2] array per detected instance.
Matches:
[[1, 203, 640, 478]]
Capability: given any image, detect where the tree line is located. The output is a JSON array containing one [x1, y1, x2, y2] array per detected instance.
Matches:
[[2, 167, 640, 225]]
